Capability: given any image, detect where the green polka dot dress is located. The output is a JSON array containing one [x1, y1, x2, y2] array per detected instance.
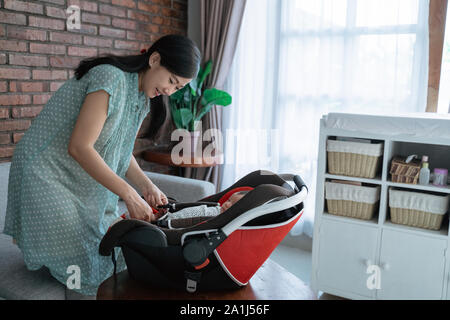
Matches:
[[3, 64, 151, 296]]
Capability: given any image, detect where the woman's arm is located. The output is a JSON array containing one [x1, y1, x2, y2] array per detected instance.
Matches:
[[124, 150, 168, 209], [125, 154, 154, 194], [68, 90, 134, 200]]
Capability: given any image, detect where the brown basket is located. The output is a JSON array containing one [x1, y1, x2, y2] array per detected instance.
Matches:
[[389, 188, 449, 230], [390, 157, 421, 184], [327, 199, 378, 220], [327, 152, 381, 179], [390, 208, 445, 230]]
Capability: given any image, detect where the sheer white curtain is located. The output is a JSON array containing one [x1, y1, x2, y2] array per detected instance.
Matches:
[[221, 0, 429, 238]]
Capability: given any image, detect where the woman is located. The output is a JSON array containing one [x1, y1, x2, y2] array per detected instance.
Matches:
[[3, 34, 201, 297]]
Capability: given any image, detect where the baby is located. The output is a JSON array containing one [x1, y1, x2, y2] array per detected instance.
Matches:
[[165, 190, 248, 220]]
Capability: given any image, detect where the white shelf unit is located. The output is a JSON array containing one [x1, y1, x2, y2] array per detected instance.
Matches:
[[311, 113, 450, 300]]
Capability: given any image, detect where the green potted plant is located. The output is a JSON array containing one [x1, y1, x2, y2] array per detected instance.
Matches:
[[169, 60, 232, 153]]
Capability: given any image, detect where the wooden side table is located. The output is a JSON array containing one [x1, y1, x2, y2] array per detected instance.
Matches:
[[143, 149, 224, 179], [96, 258, 316, 300]]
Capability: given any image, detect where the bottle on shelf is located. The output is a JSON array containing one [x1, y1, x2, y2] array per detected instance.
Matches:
[[419, 155, 430, 185]]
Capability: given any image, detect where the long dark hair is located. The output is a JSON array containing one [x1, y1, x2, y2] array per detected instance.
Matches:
[[74, 34, 201, 138]]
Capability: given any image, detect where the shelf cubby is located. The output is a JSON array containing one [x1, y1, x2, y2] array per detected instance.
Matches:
[[313, 113, 450, 300]]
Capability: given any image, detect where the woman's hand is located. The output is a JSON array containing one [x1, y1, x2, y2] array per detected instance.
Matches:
[[123, 188, 155, 222], [142, 181, 169, 213]]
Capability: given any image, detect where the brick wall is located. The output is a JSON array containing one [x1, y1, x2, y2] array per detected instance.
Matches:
[[0, 0, 187, 170]]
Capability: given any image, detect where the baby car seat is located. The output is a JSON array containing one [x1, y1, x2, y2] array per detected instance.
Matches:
[[99, 170, 308, 293]]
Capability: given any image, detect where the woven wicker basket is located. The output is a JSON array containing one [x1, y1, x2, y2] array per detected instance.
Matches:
[[327, 199, 378, 220], [327, 140, 383, 178], [390, 208, 445, 230], [389, 189, 449, 230], [390, 157, 421, 185], [325, 182, 380, 221]]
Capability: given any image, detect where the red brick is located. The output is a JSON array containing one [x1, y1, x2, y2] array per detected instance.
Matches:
[[99, 26, 126, 38], [0, 146, 15, 158], [0, 54, 6, 65], [0, 133, 11, 145], [29, 16, 65, 30], [0, 25, 5, 37], [32, 94, 52, 105], [30, 43, 66, 55], [7, 26, 47, 41], [152, 0, 172, 7], [152, 16, 171, 26], [50, 32, 83, 44], [68, 46, 98, 57], [98, 48, 130, 56], [0, 108, 9, 119], [114, 40, 140, 51], [12, 106, 44, 118], [32, 69, 67, 80], [0, 120, 31, 132], [83, 36, 113, 47], [112, 17, 136, 30], [10, 81, 46, 93], [41, 0, 65, 4], [137, 1, 159, 14], [4, 0, 44, 14], [0, 11, 27, 25], [13, 133, 24, 144], [50, 82, 65, 92], [0, 95, 32, 106], [0, 40, 28, 52], [126, 31, 149, 42], [68, 0, 99, 12], [162, 8, 186, 19], [45, 6, 67, 19], [9, 54, 48, 67], [140, 23, 159, 34], [100, 4, 127, 17], [112, 0, 136, 9], [127, 10, 151, 23], [171, 19, 187, 29], [82, 12, 111, 25], [0, 82, 7, 92], [49, 56, 82, 68], [160, 26, 185, 35], [0, 67, 30, 80], [68, 24, 98, 36]]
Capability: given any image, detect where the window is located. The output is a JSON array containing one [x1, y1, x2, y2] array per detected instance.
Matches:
[[222, 0, 429, 237]]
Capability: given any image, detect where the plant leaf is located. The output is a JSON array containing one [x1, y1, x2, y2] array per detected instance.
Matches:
[[195, 104, 214, 122], [189, 80, 198, 97], [201, 88, 232, 107], [171, 107, 183, 129], [197, 60, 212, 90], [178, 108, 193, 129]]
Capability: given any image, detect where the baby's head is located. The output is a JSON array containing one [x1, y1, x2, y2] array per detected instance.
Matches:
[[221, 190, 249, 213]]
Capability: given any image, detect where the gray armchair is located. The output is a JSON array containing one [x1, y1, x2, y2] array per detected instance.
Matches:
[[0, 161, 215, 300]]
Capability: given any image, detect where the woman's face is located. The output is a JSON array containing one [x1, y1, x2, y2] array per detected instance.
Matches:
[[139, 52, 192, 99]]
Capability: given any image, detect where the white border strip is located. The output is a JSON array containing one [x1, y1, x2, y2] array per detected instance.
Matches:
[[233, 209, 304, 230], [213, 250, 247, 286]]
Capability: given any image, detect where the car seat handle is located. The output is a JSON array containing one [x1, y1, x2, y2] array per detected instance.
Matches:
[[279, 174, 308, 193], [293, 175, 308, 192]]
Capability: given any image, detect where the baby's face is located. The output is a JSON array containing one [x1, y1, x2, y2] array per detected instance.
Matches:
[[221, 193, 245, 212]]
